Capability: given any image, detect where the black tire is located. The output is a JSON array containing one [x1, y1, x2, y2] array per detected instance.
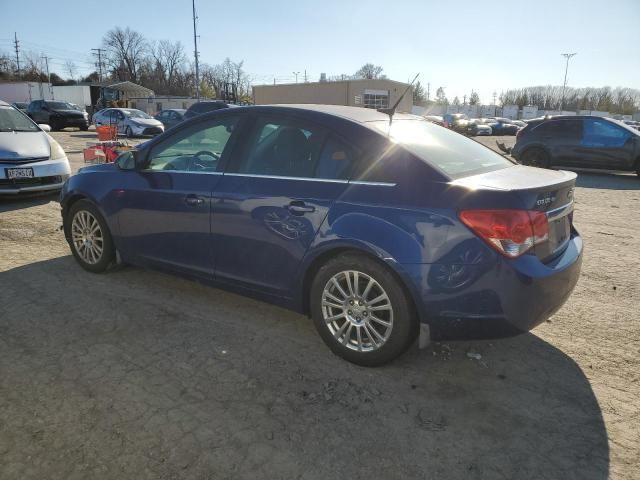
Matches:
[[125, 126, 133, 138], [310, 253, 417, 367], [65, 199, 115, 273], [521, 148, 550, 168], [80, 125, 89, 131]]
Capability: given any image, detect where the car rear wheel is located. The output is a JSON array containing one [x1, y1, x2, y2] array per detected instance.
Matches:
[[310, 253, 416, 366], [66, 200, 115, 273], [125, 126, 133, 137], [521, 148, 550, 169]]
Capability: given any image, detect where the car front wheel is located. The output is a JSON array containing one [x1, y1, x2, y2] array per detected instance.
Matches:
[[66, 200, 115, 273], [310, 253, 416, 366]]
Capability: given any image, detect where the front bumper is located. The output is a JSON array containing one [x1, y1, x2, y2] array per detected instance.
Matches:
[[0, 157, 71, 195], [401, 232, 583, 340], [130, 124, 164, 136]]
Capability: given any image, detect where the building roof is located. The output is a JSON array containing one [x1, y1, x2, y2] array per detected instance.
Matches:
[[254, 78, 411, 89], [104, 81, 154, 96], [268, 104, 421, 123]]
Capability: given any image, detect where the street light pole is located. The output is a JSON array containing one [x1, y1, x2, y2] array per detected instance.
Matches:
[[293, 72, 300, 83], [560, 52, 577, 111]]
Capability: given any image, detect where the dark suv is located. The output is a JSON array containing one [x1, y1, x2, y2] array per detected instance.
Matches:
[[184, 100, 231, 120], [512, 115, 640, 175], [27, 100, 89, 131]]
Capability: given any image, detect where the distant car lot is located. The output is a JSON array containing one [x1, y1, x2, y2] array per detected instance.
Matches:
[[0, 129, 638, 478]]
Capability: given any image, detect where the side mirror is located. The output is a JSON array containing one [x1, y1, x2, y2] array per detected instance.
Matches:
[[38, 124, 51, 132], [116, 150, 139, 170]]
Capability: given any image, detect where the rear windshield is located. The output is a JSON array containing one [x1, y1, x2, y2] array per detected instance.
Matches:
[[0, 106, 40, 132], [370, 119, 513, 178]]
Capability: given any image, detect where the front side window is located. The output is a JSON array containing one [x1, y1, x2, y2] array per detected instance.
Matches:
[[146, 117, 238, 172], [583, 119, 630, 147], [231, 117, 325, 178]]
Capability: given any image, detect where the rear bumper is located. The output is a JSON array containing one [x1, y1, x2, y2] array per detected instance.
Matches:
[[400, 233, 583, 340]]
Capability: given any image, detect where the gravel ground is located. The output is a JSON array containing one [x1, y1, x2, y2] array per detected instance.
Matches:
[[0, 130, 638, 479]]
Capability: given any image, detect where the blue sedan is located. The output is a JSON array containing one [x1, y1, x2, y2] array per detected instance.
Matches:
[[60, 105, 583, 366]]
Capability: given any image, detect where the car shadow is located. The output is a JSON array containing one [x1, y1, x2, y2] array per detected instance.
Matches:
[[0, 256, 609, 479], [573, 170, 640, 190], [0, 192, 59, 212]]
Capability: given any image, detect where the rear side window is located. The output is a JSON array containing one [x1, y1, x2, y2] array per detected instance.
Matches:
[[230, 116, 326, 178], [369, 119, 512, 178], [315, 137, 354, 180], [582, 119, 630, 147], [533, 119, 582, 139]]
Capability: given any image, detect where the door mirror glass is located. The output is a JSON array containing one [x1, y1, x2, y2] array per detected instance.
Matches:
[[117, 150, 139, 170], [38, 124, 51, 132]]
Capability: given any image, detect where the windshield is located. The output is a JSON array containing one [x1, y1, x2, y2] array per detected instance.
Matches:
[[123, 109, 152, 119], [370, 119, 513, 178], [48, 102, 75, 110], [0, 106, 40, 132]]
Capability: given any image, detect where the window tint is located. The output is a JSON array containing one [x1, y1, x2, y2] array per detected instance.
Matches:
[[370, 119, 512, 178], [231, 117, 325, 178], [147, 117, 238, 172], [315, 137, 354, 180], [583, 119, 630, 147], [535, 119, 581, 138]]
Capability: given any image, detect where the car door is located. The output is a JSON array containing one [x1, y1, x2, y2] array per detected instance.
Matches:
[[28, 101, 44, 123], [578, 118, 635, 170], [545, 119, 583, 166], [116, 114, 242, 277], [211, 113, 355, 297]]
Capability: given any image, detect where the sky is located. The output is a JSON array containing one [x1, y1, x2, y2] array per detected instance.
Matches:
[[1, 0, 639, 103]]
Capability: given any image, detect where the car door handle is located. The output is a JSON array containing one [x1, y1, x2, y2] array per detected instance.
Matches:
[[287, 201, 315, 215], [185, 194, 205, 207]]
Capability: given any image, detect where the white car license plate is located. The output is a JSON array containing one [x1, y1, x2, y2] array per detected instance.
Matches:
[[6, 167, 34, 179]]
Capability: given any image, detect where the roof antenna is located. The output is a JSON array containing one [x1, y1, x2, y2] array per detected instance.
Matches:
[[378, 73, 419, 126]]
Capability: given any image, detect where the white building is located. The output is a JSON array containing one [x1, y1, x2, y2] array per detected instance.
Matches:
[[0, 81, 53, 103]]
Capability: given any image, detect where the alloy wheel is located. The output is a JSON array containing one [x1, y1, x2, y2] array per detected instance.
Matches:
[[71, 210, 104, 265], [321, 270, 394, 352]]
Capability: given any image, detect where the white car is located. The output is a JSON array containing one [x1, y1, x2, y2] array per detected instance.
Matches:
[[0, 101, 70, 195], [93, 108, 164, 137]]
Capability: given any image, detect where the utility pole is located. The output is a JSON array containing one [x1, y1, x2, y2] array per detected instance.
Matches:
[[293, 71, 300, 83], [427, 82, 430, 102], [192, 0, 200, 101], [13, 32, 20, 78], [304, 69, 307, 82], [91, 48, 105, 81], [560, 52, 577, 111], [492, 91, 497, 105], [463, 94, 467, 105], [42, 55, 53, 99]]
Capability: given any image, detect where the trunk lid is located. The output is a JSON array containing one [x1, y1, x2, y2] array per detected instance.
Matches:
[[453, 165, 576, 261]]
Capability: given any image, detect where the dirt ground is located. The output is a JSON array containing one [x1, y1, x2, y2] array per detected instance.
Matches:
[[0, 131, 638, 479]]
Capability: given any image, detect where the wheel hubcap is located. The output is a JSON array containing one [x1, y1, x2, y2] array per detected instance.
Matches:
[[71, 210, 104, 265], [321, 270, 393, 352]]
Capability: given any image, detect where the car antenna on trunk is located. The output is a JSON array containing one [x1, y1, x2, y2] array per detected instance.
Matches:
[[378, 73, 419, 126]]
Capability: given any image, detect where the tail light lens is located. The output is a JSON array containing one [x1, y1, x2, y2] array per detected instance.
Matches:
[[459, 209, 549, 258]]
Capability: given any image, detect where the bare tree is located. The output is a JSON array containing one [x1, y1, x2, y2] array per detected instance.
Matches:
[[103, 27, 148, 82], [150, 40, 185, 89], [354, 63, 384, 80], [469, 91, 480, 105]]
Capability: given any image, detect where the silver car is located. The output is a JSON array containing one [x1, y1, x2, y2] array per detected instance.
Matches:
[[93, 108, 164, 137], [0, 101, 71, 195]]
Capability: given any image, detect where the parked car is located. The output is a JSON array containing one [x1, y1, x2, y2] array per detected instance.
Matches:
[[467, 118, 493, 136], [443, 113, 470, 134], [93, 108, 164, 137], [11, 102, 28, 113], [623, 120, 640, 131], [512, 115, 640, 175], [184, 100, 231, 120], [488, 117, 519, 135], [27, 100, 89, 131], [510, 120, 526, 128], [60, 105, 582, 366], [0, 100, 70, 195], [155, 108, 186, 130]]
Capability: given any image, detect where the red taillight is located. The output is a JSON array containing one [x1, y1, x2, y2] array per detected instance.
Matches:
[[459, 209, 549, 258]]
